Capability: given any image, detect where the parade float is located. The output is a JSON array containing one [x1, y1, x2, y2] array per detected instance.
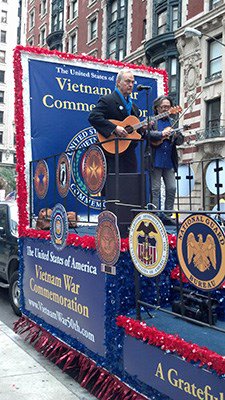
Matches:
[[13, 46, 225, 400]]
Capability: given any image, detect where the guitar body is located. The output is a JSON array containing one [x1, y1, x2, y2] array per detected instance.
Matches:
[[97, 115, 142, 154]]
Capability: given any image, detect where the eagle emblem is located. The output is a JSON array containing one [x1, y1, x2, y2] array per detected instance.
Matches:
[[187, 233, 216, 272]]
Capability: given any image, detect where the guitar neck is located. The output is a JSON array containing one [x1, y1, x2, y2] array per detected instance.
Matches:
[[132, 111, 171, 131]]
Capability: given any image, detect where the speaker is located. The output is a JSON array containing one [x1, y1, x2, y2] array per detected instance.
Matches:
[[105, 173, 146, 237]]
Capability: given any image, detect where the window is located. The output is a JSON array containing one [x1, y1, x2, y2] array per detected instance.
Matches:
[[109, 39, 116, 60], [206, 98, 221, 130], [52, 0, 63, 32], [0, 71, 5, 83], [111, 0, 117, 23], [172, 6, 178, 31], [1, 10, 7, 23], [40, 0, 47, 15], [208, 38, 222, 79], [120, 0, 125, 18], [0, 30, 6, 43], [28, 37, 34, 46], [0, 111, 3, 124], [69, 31, 77, 53], [58, 10, 63, 29], [118, 37, 124, 61], [89, 17, 97, 41], [40, 26, 46, 45], [29, 10, 35, 29], [0, 91, 4, 103], [71, 0, 78, 19], [0, 152, 3, 163], [157, 10, 167, 35], [0, 50, 5, 62], [107, 0, 127, 60], [109, 37, 124, 61], [142, 19, 147, 41], [209, 0, 222, 9], [170, 58, 177, 92], [0, 132, 2, 144]]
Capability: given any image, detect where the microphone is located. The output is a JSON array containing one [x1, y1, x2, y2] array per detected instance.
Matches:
[[136, 84, 151, 91]]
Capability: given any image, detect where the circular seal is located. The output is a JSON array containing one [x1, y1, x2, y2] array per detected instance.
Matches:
[[50, 203, 68, 251], [81, 145, 107, 195], [177, 214, 225, 291], [56, 153, 71, 198], [34, 160, 49, 199], [129, 213, 169, 277], [66, 127, 105, 210], [95, 211, 121, 265]]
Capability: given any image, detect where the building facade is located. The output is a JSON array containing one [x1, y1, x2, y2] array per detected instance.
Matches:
[[0, 0, 20, 165], [22, 0, 225, 208]]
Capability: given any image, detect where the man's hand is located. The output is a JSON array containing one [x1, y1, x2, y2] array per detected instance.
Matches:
[[114, 125, 128, 137], [162, 126, 173, 137]]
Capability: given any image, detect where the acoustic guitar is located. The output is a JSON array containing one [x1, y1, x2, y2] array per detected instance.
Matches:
[[97, 106, 182, 154]]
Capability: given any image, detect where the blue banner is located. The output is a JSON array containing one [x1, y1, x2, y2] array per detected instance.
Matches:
[[28, 60, 158, 217], [22, 237, 106, 356], [124, 336, 225, 400]]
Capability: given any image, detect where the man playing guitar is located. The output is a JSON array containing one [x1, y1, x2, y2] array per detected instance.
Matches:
[[88, 69, 145, 173]]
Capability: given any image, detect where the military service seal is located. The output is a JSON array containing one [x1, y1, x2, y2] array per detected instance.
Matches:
[[177, 214, 225, 291], [129, 212, 169, 277]]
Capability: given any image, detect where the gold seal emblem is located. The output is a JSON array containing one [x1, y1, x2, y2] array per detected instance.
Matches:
[[95, 211, 120, 265], [129, 212, 169, 277], [177, 214, 225, 290], [34, 160, 49, 199], [81, 145, 107, 195]]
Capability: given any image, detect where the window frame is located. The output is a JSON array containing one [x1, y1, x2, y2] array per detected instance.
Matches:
[[0, 111, 4, 124], [0, 90, 4, 103], [0, 30, 6, 43], [206, 97, 221, 130], [0, 70, 5, 83], [207, 36, 222, 80]]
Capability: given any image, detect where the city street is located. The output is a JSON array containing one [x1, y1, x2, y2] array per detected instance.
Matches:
[[0, 286, 96, 400], [0, 285, 17, 328]]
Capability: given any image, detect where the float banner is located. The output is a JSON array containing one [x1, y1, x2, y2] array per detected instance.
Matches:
[[22, 237, 106, 356], [28, 59, 158, 216], [124, 336, 225, 400]]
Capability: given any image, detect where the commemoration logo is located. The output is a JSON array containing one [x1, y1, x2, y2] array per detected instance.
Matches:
[[34, 160, 49, 199], [95, 211, 121, 266], [177, 214, 225, 290], [66, 127, 103, 210], [81, 145, 107, 195], [56, 152, 71, 198], [129, 213, 169, 277], [50, 203, 68, 251]]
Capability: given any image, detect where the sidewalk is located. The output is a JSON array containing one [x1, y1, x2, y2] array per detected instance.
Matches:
[[0, 320, 96, 400]]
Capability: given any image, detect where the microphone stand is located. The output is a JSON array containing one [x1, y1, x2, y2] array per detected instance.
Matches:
[[144, 87, 153, 206]]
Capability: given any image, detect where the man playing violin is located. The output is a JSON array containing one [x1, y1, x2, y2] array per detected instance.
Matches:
[[146, 95, 184, 214]]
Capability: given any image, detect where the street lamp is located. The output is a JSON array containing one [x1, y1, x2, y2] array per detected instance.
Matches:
[[184, 27, 225, 47]]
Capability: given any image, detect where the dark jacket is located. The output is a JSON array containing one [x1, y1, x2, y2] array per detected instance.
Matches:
[[88, 90, 141, 173], [145, 117, 184, 172], [88, 90, 140, 136]]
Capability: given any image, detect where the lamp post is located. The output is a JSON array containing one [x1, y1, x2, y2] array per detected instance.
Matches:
[[184, 27, 225, 47]]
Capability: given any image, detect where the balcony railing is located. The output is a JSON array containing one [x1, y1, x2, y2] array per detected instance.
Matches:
[[196, 125, 225, 141], [205, 71, 222, 83]]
